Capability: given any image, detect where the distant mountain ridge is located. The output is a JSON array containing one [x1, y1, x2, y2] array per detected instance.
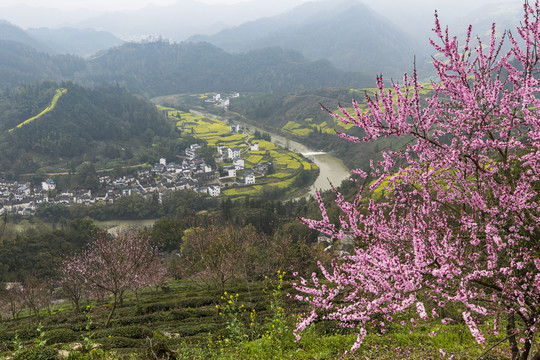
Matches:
[[188, 0, 425, 77], [0, 20, 52, 53], [0, 26, 373, 95], [79, 41, 373, 97], [26, 27, 124, 57], [0, 19, 124, 57]]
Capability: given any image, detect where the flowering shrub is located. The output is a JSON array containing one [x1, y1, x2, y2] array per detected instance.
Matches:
[[294, 2, 540, 359]]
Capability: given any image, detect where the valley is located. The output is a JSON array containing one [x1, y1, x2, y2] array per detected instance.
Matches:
[[0, 0, 535, 359]]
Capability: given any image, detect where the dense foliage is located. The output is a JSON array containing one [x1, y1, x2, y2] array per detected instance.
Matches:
[[0, 34, 373, 97], [295, 2, 540, 359], [0, 40, 85, 90], [0, 219, 100, 281]]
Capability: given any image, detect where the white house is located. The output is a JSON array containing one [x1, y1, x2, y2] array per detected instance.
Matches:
[[208, 185, 221, 197], [227, 147, 241, 159], [17, 185, 31, 197], [226, 167, 237, 178], [159, 158, 167, 166], [217, 145, 226, 156], [249, 142, 259, 151], [233, 158, 245, 170], [243, 171, 255, 185], [41, 179, 56, 191], [230, 124, 240, 133], [221, 98, 230, 109], [186, 144, 201, 159]]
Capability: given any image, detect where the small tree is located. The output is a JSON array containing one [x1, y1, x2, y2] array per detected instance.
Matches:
[[68, 231, 164, 327], [4, 285, 24, 320], [58, 256, 87, 313], [20, 275, 52, 322], [181, 224, 251, 294], [294, 2, 540, 359]]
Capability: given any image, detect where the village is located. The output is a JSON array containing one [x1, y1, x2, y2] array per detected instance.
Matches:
[[0, 123, 269, 216]]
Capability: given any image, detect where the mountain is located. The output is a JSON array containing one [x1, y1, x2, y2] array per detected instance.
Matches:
[[188, 0, 425, 77], [0, 40, 85, 90], [0, 20, 52, 53], [0, 81, 173, 173], [78, 40, 372, 97], [26, 27, 124, 57]]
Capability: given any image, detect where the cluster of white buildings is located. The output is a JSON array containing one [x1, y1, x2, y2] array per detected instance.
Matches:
[[0, 136, 273, 216], [205, 92, 240, 110]]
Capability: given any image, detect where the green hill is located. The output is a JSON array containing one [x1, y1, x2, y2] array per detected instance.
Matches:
[[0, 81, 174, 173], [80, 41, 373, 97]]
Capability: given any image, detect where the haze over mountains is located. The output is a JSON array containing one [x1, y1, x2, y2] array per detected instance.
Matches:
[[0, 0, 527, 92], [188, 0, 422, 75]]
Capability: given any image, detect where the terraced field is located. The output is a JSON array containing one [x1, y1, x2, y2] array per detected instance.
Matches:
[[158, 106, 318, 198]]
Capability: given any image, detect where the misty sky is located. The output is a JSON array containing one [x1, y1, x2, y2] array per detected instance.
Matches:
[[0, 0, 296, 11]]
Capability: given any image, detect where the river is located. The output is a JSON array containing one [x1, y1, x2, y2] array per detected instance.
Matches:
[[188, 110, 350, 195], [237, 122, 351, 195]]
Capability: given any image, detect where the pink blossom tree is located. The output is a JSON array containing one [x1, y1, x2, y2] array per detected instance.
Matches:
[[67, 231, 164, 327], [58, 255, 88, 313], [294, 2, 540, 359]]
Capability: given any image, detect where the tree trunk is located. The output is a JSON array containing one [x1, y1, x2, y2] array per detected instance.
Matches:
[[507, 313, 520, 360], [104, 293, 117, 328], [119, 289, 125, 307], [520, 339, 532, 360]]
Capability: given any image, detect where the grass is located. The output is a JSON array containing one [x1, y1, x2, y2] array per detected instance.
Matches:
[[9, 88, 67, 132]]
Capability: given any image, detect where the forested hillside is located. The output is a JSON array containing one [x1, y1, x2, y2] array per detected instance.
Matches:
[[80, 41, 372, 97], [0, 81, 174, 173], [0, 40, 85, 90]]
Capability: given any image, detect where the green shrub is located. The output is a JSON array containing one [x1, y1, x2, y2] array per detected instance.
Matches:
[[15, 327, 39, 340], [95, 336, 142, 350], [143, 302, 175, 314], [0, 330, 15, 342], [176, 323, 218, 337], [13, 347, 59, 360], [93, 325, 152, 339], [178, 296, 214, 308], [43, 328, 77, 344], [167, 309, 190, 321], [193, 308, 214, 317], [115, 314, 158, 325]]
